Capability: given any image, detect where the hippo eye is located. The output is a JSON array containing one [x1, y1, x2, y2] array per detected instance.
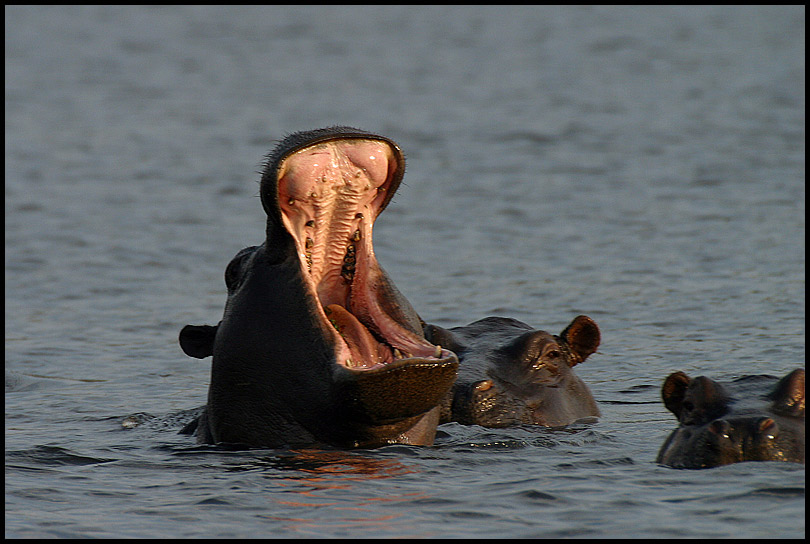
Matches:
[[542, 344, 562, 359], [708, 420, 731, 440], [758, 418, 778, 440]]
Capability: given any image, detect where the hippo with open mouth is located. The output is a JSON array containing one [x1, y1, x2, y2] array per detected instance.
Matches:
[[656, 368, 805, 468], [179, 127, 458, 448]]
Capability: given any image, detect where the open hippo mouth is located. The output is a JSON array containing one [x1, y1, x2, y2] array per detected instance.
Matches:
[[179, 128, 459, 446], [265, 128, 456, 374]]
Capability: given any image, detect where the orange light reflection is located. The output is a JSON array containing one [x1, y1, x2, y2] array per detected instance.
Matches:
[[257, 449, 433, 535]]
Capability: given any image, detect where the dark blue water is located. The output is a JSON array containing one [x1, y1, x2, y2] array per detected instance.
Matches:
[[5, 6, 804, 538]]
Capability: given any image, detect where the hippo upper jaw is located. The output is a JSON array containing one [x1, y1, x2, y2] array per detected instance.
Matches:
[[261, 127, 456, 372]]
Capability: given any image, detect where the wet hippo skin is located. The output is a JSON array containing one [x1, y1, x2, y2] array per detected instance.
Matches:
[[424, 315, 601, 428], [178, 127, 458, 449], [657, 368, 805, 468]]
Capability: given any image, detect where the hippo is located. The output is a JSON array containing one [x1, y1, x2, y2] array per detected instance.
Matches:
[[423, 315, 601, 428], [656, 368, 805, 468], [179, 127, 458, 449]]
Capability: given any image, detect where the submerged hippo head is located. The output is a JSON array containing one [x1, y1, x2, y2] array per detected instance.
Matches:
[[656, 368, 805, 468], [180, 127, 458, 448], [426, 315, 601, 428]]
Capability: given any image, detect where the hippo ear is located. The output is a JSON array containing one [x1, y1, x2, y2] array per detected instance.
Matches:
[[422, 323, 466, 354], [560, 315, 600, 365], [179, 323, 219, 359], [768, 368, 805, 418], [661, 371, 691, 418]]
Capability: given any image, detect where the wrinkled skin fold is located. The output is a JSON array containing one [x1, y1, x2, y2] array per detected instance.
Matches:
[[656, 368, 805, 468], [424, 315, 601, 428], [179, 127, 458, 448]]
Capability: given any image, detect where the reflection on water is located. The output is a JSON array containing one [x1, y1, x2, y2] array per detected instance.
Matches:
[[232, 448, 419, 481], [226, 449, 427, 534]]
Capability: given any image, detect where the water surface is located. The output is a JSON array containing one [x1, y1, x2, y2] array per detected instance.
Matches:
[[5, 6, 804, 538]]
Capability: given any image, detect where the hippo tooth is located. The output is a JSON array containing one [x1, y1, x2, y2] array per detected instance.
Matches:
[[434, 345, 442, 358], [393, 348, 403, 359]]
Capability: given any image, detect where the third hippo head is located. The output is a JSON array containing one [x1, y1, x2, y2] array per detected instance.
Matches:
[[657, 368, 805, 468]]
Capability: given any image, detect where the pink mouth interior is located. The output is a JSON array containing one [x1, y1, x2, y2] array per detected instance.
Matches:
[[277, 138, 445, 370]]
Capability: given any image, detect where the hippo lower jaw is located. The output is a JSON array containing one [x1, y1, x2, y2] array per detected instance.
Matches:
[[275, 136, 456, 374]]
